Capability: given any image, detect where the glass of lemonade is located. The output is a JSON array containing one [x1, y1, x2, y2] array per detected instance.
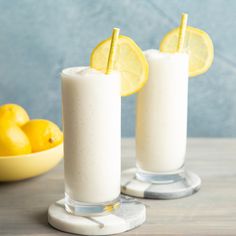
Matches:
[[136, 49, 189, 183], [121, 14, 212, 199], [62, 67, 121, 216]]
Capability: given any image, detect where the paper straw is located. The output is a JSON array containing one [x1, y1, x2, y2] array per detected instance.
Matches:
[[177, 13, 188, 52], [106, 28, 120, 74]]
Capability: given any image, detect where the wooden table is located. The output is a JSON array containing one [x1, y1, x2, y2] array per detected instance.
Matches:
[[0, 138, 236, 235]]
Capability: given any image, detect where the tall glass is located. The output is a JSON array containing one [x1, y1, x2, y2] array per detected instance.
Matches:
[[136, 50, 188, 183], [62, 67, 121, 216]]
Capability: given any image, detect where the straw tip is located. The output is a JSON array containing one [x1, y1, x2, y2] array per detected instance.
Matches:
[[182, 13, 188, 18], [113, 27, 120, 32]]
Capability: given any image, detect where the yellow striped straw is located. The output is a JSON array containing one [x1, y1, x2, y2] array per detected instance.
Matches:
[[106, 28, 120, 74], [177, 13, 188, 52]]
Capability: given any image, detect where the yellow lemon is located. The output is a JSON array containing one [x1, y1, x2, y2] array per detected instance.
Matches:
[[90, 35, 149, 96], [0, 120, 31, 156], [160, 26, 214, 77], [22, 119, 63, 153], [0, 104, 30, 127]]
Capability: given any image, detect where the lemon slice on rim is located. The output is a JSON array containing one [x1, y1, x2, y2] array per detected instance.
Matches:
[[160, 26, 214, 77], [90, 35, 148, 96]]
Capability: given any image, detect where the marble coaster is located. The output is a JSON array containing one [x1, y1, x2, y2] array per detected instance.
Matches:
[[48, 196, 146, 235], [121, 168, 201, 199]]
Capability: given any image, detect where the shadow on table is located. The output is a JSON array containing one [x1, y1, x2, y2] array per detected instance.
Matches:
[[33, 209, 72, 235]]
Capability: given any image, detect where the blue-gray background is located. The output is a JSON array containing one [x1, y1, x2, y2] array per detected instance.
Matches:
[[0, 0, 235, 137]]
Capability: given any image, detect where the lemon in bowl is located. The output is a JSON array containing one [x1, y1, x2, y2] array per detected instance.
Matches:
[[0, 104, 63, 182], [22, 119, 63, 153], [0, 103, 30, 127], [0, 120, 31, 156]]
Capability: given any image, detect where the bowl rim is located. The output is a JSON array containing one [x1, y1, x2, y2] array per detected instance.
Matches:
[[0, 143, 63, 160]]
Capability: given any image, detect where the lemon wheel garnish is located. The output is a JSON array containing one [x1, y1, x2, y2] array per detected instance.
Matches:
[[90, 35, 149, 96], [160, 26, 214, 77]]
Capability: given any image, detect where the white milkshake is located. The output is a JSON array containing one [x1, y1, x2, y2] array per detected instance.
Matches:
[[136, 50, 188, 173], [62, 67, 121, 205]]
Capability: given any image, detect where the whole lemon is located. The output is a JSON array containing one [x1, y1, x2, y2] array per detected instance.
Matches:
[[0, 120, 32, 156], [22, 119, 63, 152], [0, 104, 30, 127]]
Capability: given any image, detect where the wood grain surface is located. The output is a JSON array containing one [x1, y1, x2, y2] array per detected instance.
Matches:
[[0, 138, 236, 235]]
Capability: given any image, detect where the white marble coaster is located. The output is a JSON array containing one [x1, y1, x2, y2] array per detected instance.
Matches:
[[121, 168, 201, 199], [48, 196, 146, 235]]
